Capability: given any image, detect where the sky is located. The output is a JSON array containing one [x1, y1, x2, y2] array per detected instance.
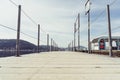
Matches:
[[0, 0, 120, 48]]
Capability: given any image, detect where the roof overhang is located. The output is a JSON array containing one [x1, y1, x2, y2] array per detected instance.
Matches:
[[92, 36, 120, 43]]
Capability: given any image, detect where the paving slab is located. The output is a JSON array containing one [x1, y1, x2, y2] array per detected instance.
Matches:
[[0, 51, 120, 80]]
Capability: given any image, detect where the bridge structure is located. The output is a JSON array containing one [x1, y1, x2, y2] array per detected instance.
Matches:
[[0, 0, 120, 80], [0, 0, 119, 57]]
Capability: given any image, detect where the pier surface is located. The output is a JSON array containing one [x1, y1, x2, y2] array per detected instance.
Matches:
[[0, 51, 120, 80]]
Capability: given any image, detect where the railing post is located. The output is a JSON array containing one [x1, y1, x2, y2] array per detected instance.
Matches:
[[16, 5, 21, 57], [107, 5, 113, 57], [37, 24, 40, 53]]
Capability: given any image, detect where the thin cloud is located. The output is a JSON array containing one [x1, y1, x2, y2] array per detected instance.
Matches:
[[0, 0, 120, 48]]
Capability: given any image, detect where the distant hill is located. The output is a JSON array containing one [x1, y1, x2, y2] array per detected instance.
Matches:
[[0, 39, 66, 57], [0, 39, 63, 52]]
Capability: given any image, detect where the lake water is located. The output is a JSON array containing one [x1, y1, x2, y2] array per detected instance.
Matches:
[[0, 50, 36, 57]]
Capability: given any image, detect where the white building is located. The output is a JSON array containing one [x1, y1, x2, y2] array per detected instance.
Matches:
[[91, 36, 120, 50]]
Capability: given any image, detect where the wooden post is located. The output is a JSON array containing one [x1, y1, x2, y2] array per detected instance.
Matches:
[[72, 40, 74, 51], [88, 11, 91, 54], [16, 5, 21, 57], [47, 34, 49, 51], [78, 13, 80, 51], [107, 5, 113, 57], [50, 38, 52, 51], [37, 24, 40, 53], [74, 23, 76, 51]]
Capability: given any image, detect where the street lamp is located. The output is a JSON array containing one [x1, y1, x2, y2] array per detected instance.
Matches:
[[85, 0, 91, 54]]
